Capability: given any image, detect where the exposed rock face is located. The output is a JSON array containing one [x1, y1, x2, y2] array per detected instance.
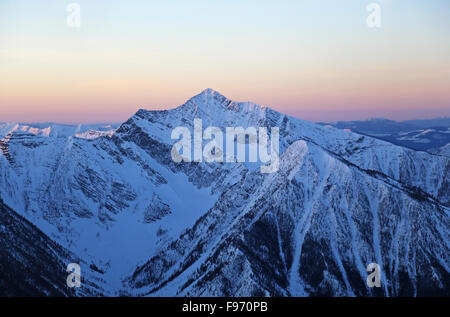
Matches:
[[144, 193, 172, 223]]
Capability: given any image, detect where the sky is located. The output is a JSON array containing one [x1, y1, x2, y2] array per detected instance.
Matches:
[[0, 0, 449, 123]]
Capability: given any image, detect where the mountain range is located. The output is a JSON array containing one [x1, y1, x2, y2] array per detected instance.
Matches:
[[0, 89, 448, 297], [319, 118, 450, 154]]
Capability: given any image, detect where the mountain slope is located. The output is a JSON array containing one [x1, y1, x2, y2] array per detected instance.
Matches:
[[127, 140, 449, 297], [0, 199, 104, 296]]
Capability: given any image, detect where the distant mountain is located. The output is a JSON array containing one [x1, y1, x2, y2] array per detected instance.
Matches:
[[0, 89, 448, 296], [319, 118, 450, 154], [324, 118, 418, 134], [0, 122, 119, 139], [404, 118, 450, 129]]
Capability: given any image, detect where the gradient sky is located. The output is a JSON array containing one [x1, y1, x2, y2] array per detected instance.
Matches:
[[1, 0, 449, 123]]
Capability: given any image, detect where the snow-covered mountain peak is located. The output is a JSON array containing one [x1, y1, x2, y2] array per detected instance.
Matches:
[[199, 87, 222, 97], [195, 88, 227, 101], [125, 90, 273, 141], [180, 88, 240, 113], [175, 89, 267, 116]]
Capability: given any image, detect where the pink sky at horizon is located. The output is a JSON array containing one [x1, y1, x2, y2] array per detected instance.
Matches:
[[1, 1, 449, 124], [1, 87, 449, 124]]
